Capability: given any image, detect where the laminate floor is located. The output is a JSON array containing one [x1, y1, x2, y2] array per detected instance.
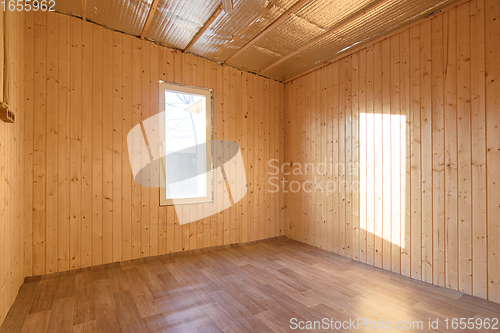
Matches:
[[1, 237, 499, 332]]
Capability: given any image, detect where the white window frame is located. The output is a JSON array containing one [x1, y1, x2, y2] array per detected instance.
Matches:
[[159, 81, 213, 206]]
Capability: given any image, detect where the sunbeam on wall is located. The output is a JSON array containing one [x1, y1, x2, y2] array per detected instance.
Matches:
[[359, 112, 407, 250]]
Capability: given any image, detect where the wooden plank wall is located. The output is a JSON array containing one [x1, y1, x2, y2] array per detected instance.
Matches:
[[284, 0, 500, 302], [0, 9, 26, 327], [23, 11, 285, 277]]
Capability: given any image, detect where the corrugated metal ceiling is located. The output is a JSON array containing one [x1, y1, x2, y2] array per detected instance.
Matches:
[[146, 0, 221, 50], [52, 0, 462, 81], [86, 0, 153, 36], [188, 0, 299, 62], [261, 0, 457, 80]]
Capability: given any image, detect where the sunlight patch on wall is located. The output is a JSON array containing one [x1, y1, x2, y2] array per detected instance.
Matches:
[[359, 113, 407, 248]]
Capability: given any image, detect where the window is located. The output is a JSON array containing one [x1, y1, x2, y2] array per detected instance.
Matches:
[[159, 82, 213, 206]]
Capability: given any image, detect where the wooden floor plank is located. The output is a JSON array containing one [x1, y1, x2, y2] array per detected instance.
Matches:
[[2, 237, 500, 333], [47, 298, 73, 333]]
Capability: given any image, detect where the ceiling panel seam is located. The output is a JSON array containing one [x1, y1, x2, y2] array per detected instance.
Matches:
[[184, 3, 224, 52], [141, 0, 160, 39]]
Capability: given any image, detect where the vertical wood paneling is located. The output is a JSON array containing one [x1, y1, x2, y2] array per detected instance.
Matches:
[[264, 76, 271, 241], [319, 69, 326, 250], [409, 25, 422, 281], [141, 42, 151, 255], [81, 21, 93, 268], [339, 58, 348, 256], [102, 29, 113, 264], [112, 33, 123, 262], [122, 35, 132, 261], [235, 70, 243, 244], [157, 47, 166, 255], [23, 11, 284, 279], [390, 34, 401, 274], [91, 23, 103, 266], [358, 50, 366, 263], [457, 3, 473, 294], [373, 43, 383, 269], [216, 61, 225, 246], [69, 18, 83, 271], [486, 0, 500, 303], [311, 70, 318, 247], [57, 15, 71, 272], [312, 73, 319, 245], [292, 77, 300, 243], [148, 44, 159, 256], [273, 80, 280, 238], [444, 8, 459, 290], [352, 55, 360, 260], [46, 13, 58, 274], [326, 65, 334, 253], [285, 0, 500, 302], [470, 0, 488, 299], [431, 15, 445, 287], [400, 29, 411, 278], [246, 70, 254, 244], [241, 72, 248, 243], [420, 20, 433, 284], [222, 66, 230, 245], [303, 75, 310, 245], [24, 11, 34, 279], [33, 11, 47, 276], [228, 67, 235, 244], [382, 39, 391, 272], [365, 47, 375, 267], [131, 38, 142, 259], [0, 8, 26, 327], [279, 82, 285, 237], [203, 59, 212, 248]]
